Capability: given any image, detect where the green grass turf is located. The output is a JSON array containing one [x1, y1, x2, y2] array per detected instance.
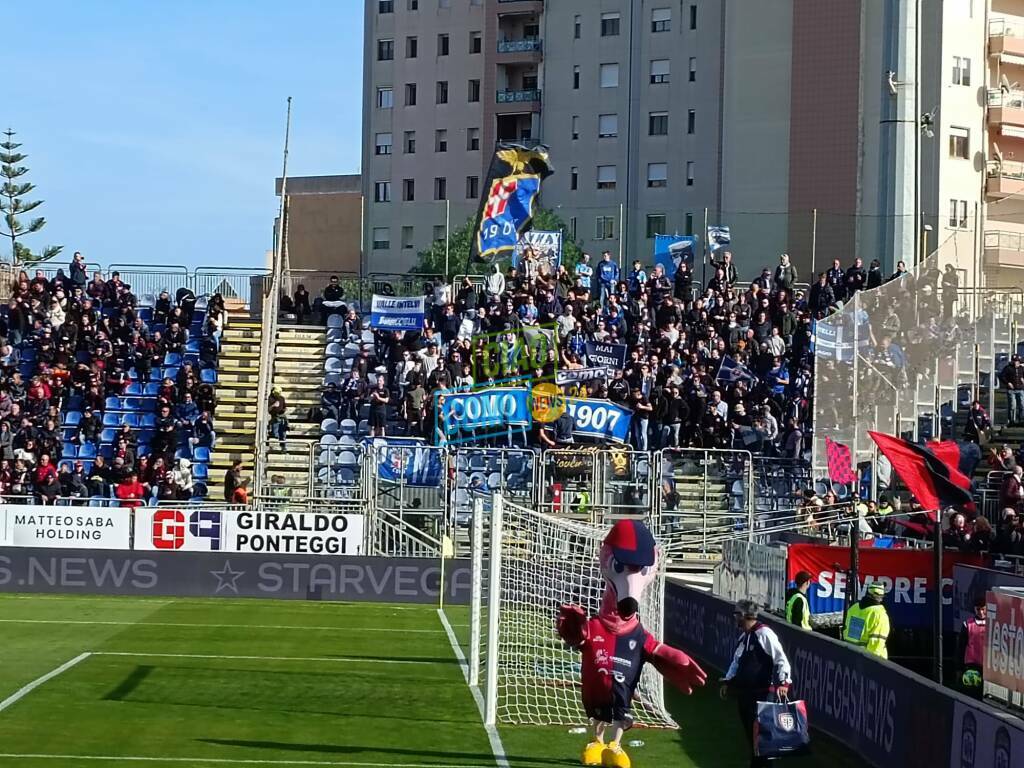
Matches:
[[0, 595, 861, 768]]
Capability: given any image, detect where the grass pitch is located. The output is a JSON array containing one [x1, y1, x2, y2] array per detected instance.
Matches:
[[0, 595, 860, 767]]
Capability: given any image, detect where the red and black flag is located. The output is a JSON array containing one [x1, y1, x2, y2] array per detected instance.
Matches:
[[824, 437, 857, 485], [868, 431, 976, 516], [926, 439, 982, 480]]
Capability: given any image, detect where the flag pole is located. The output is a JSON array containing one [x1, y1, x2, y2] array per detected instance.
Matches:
[[701, 207, 709, 288], [844, 505, 859, 632], [933, 510, 943, 683]]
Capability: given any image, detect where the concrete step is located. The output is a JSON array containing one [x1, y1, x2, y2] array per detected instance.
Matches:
[[218, 371, 260, 385], [276, 359, 325, 374], [218, 359, 260, 373], [277, 328, 327, 343], [223, 327, 261, 340]]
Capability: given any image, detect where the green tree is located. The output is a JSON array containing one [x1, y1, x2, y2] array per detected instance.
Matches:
[[413, 207, 583, 278], [0, 129, 62, 267]]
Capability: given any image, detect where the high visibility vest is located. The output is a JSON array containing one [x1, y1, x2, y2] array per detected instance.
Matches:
[[843, 602, 890, 659], [786, 591, 811, 630]]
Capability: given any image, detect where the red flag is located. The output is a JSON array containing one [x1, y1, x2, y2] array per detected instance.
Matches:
[[824, 437, 856, 485], [868, 431, 975, 516]]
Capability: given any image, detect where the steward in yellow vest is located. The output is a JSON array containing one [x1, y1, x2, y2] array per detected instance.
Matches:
[[785, 570, 812, 630], [843, 582, 891, 659]]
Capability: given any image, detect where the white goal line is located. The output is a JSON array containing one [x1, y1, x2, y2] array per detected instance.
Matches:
[[0, 653, 92, 713], [0, 755, 496, 767], [91, 652, 446, 666], [0, 619, 457, 633]]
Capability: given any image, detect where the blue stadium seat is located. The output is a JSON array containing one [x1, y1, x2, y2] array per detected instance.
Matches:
[[140, 399, 157, 413], [137, 443, 150, 456], [62, 442, 78, 458], [144, 382, 161, 396], [123, 397, 145, 411], [164, 352, 182, 367], [192, 446, 211, 463], [19, 362, 33, 378], [80, 460, 94, 475], [88, 497, 106, 507], [138, 307, 153, 321], [99, 445, 115, 460], [149, 368, 161, 382], [185, 339, 200, 354], [65, 395, 84, 411], [78, 443, 97, 460], [125, 382, 143, 396], [121, 413, 141, 428], [141, 413, 157, 428], [151, 322, 166, 334], [193, 482, 209, 498], [201, 368, 218, 384], [102, 413, 120, 427], [75, 351, 91, 364], [164, 366, 180, 380], [138, 429, 154, 443], [105, 396, 122, 412], [183, 353, 200, 366], [62, 426, 78, 441], [193, 463, 209, 481], [20, 347, 36, 362], [100, 428, 117, 444], [63, 410, 82, 427]]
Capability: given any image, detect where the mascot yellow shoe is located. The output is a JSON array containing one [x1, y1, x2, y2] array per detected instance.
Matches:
[[601, 741, 631, 768], [582, 740, 605, 766]]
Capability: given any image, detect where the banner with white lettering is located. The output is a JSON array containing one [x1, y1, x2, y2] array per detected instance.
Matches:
[[513, 230, 562, 273], [1, 506, 131, 550], [369, 295, 426, 331], [556, 367, 609, 386], [984, 588, 1024, 698], [585, 341, 628, 369], [565, 398, 632, 443]]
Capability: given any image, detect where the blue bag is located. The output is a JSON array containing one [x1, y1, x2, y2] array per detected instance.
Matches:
[[754, 699, 810, 758]]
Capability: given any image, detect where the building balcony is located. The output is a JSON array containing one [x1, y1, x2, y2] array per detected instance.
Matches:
[[986, 159, 1024, 196], [984, 230, 1024, 270], [497, 0, 543, 16], [990, 18, 1024, 60], [497, 38, 542, 53], [987, 89, 1024, 128], [497, 88, 541, 103]]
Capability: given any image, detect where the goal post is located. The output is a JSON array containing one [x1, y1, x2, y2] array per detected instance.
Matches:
[[470, 492, 676, 728]]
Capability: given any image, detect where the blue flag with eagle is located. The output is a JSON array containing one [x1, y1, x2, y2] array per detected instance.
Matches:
[[470, 142, 553, 263]]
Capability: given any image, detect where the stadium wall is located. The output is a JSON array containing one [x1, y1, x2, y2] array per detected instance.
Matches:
[[0, 547, 471, 604], [664, 582, 1024, 768]]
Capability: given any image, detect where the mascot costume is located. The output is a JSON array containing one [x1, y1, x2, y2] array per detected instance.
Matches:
[[557, 519, 707, 768]]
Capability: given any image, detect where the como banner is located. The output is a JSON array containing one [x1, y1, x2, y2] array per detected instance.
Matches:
[[787, 543, 986, 629], [135, 508, 365, 555]]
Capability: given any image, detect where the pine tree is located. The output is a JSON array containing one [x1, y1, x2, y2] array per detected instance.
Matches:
[[0, 129, 62, 266]]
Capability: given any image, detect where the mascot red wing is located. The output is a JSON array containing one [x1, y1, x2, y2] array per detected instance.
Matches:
[[557, 519, 707, 768]]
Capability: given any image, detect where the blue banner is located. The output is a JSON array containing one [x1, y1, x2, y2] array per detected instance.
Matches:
[[716, 355, 757, 385], [369, 295, 426, 331], [477, 175, 542, 261], [565, 398, 632, 443], [440, 387, 532, 436], [653, 234, 696, 278], [367, 438, 443, 487]]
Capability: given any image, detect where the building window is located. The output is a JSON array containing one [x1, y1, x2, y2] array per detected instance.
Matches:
[[569, 216, 577, 241], [571, 116, 580, 139], [468, 79, 481, 102], [438, 34, 449, 56], [601, 12, 621, 37], [377, 39, 394, 61], [374, 181, 391, 203], [689, 57, 697, 82], [596, 165, 617, 190], [436, 80, 448, 104], [523, 72, 538, 90], [650, 59, 670, 84], [574, 15, 581, 39], [647, 163, 668, 188], [434, 177, 447, 200], [467, 128, 480, 151], [377, 87, 393, 108], [949, 199, 968, 228], [689, 4, 697, 29], [573, 65, 580, 89], [407, 0, 417, 9], [402, 178, 415, 201], [685, 213, 693, 235], [470, 32, 482, 54], [466, 175, 479, 199], [404, 131, 416, 153], [374, 132, 393, 155], [379, 0, 394, 14], [600, 63, 619, 88], [686, 161, 695, 186], [598, 114, 618, 138], [433, 224, 445, 242], [687, 109, 696, 134], [435, 129, 448, 152], [405, 83, 417, 106], [372, 227, 390, 250], [406, 36, 418, 58], [952, 56, 971, 86], [652, 8, 671, 32], [570, 166, 579, 191], [949, 126, 969, 159], [595, 216, 616, 240], [401, 225, 414, 249], [649, 112, 668, 135], [646, 214, 666, 238]]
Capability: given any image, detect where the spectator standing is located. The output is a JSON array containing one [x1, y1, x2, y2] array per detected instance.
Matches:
[[369, 377, 390, 437], [1000, 355, 1024, 426], [720, 599, 792, 768], [964, 400, 991, 445], [845, 257, 867, 296], [958, 597, 987, 697], [574, 253, 593, 292], [268, 387, 289, 451], [773, 253, 797, 293], [70, 252, 88, 289], [223, 459, 244, 503], [320, 275, 346, 322], [293, 284, 312, 325], [596, 252, 620, 308], [116, 470, 146, 509], [1000, 465, 1024, 514]]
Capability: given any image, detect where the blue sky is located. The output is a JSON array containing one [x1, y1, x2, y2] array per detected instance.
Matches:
[[6, 0, 362, 269]]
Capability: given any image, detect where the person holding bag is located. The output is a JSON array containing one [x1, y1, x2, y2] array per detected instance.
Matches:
[[720, 599, 797, 766]]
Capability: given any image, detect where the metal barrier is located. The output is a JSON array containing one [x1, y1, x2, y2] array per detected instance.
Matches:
[[365, 443, 447, 558], [713, 539, 788, 613]]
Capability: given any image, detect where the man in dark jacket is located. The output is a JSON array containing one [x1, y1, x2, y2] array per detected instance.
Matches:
[[845, 257, 867, 296]]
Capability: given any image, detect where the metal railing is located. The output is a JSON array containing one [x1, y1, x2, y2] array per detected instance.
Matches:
[[990, 17, 1023, 38], [985, 229, 1024, 252], [496, 89, 541, 104], [987, 88, 1024, 108], [987, 159, 1024, 180], [497, 39, 542, 53]]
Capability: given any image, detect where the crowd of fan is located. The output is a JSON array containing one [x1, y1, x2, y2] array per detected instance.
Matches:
[[0, 252, 224, 505]]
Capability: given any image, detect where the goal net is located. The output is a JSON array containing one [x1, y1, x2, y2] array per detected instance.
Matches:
[[469, 494, 676, 728]]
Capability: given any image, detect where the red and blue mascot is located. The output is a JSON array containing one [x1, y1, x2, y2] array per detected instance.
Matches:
[[557, 519, 707, 768]]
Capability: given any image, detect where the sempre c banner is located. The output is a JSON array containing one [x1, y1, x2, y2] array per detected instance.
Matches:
[[0, 505, 131, 550], [135, 508, 365, 555], [787, 543, 987, 629], [565, 398, 632, 443], [369, 295, 426, 331], [585, 341, 628, 370]]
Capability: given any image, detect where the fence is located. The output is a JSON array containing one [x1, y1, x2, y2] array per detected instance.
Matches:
[[713, 539, 789, 613], [811, 241, 1024, 478], [279, 270, 444, 315]]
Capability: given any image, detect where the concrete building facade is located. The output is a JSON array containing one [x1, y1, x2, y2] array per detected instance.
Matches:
[[274, 175, 363, 274]]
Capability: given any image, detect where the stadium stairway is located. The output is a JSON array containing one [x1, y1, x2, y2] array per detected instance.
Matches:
[[262, 325, 327, 495], [207, 316, 263, 497]]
